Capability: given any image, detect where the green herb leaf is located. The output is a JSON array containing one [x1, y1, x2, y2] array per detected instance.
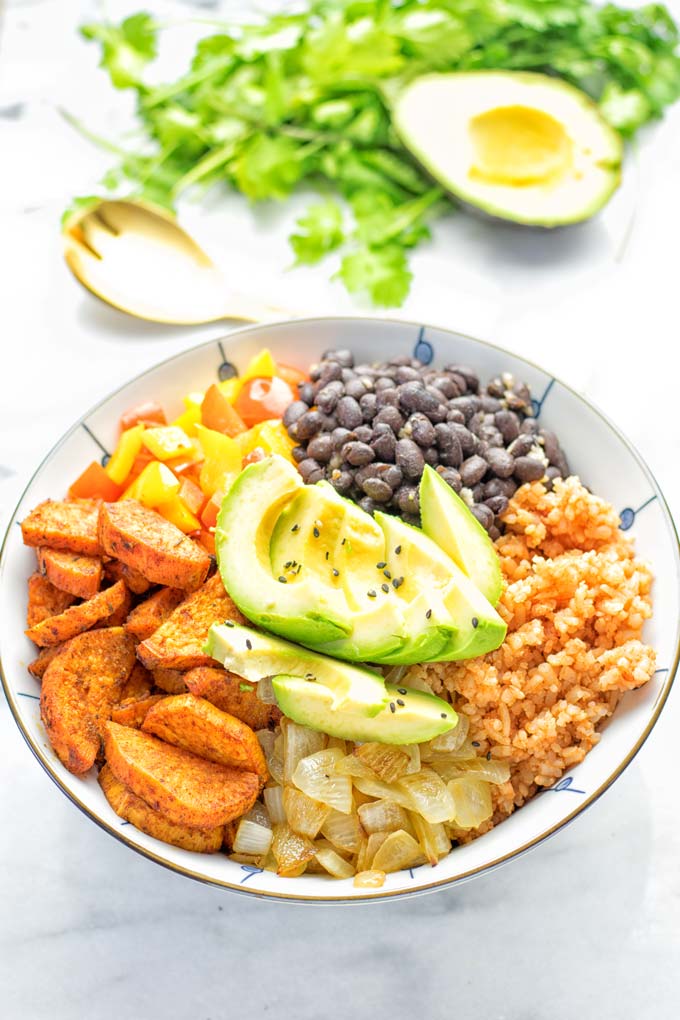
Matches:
[[290, 199, 345, 264], [81, 12, 157, 89], [337, 244, 413, 307]]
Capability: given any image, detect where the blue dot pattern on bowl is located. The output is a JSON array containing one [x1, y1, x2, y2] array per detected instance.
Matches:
[[619, 495, 657, 531], [413, 326, 434, 366]]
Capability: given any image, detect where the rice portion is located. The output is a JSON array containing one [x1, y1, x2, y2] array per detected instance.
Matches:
[[405, 477, 656, 831]]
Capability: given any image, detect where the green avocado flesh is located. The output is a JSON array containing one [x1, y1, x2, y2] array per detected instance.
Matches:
[[216, 454, 505, 665], [206, 623, 388, 717], [272, 676, 457, 745], [393, 71, 623, 227], [420, 466, 503, 606]]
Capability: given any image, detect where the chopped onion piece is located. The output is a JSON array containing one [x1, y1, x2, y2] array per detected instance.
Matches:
[[433, 757, 510, 785], [354, 869, 386, 889], [314, 846, 355, 879], [334, 754, 375, 779], [430, 713, 470, 753], [396, 769, 456, 823], [256, 676, 277, 704], [352, 774, 412, 810], [320, 809, 363, 853], [263, 785, 286, 825], [371, 829, 423, 874], [358, 799, 412, 835], [326, 736, 347, 754], [409, 812, 451, 866], [365, 831, 390, 869], [383, 665, 407, 685], [448, 777, 493, 828], [292, 748, 353, 814], [233, 819, 273, 856], [282, 719, 326, 783], [283, 786, 330, 838], [271, 823, 316, 876], [256, 729, 276, 757], [355, 743, 410, 782], [401, 743, 421, 774], [230, 852, 265, 866], [400, 672, 433, 693]]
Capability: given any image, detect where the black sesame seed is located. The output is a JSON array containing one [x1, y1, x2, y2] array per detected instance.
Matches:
[[332, 568, 340, 577], [397, 688, 407, 695], [291, 524, 300, 532], [376, 561, 387, 569], [383, 569, 392, 579], [306, 673, 314, 679], [471, 740, 480, 747], [296, 564, 302, 574], [284, 561, 292, 569], [313, 527, 320, 538], [278, 576, 287, 583], [381, 583, 390, 593], [341, 538, 346, 545], [472, 617, 479, 628], [225, 620, 235, 627], [395, 545, 402, 555], [325, 551, 329, 560], [392, 577, 404, 589], [396, 699, 405, 707], [389, 702, 396, 713], [367, 589, 377, 598], [486, 751, 492, 761], [425, 608, 432, 619], [440, 712, 447, 719], [245, 639, 252, 650]]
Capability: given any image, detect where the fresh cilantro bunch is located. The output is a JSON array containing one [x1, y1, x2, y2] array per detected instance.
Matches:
[[73, 0, 680, 307]]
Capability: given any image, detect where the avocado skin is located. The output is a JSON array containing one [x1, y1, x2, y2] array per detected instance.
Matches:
[[272, 676, 457, 745]]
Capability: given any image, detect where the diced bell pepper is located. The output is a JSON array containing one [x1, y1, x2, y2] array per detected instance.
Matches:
[[69, 461, 122, 501], [105, 425, 145, 486], [201, 384, 247, 436], [195, 424, 243, 498], [122, 461, 180, 507], [156, 496, 201, 534], [142, 426, 196, 462]]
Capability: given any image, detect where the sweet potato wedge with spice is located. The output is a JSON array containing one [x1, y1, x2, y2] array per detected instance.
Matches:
[[124, 587, 184, 641], [104, 558, 152, 595], [184, 666, 281, 732], [27, 643, 65, 680], [118, 661, 154, 703], [26, 573, 75, 628], [137, 573, 245, 671], [38, 547, 102, 600], [21, 499, 102, 556], [111, 694, 166, 729], [98, 765, 223, 852], [104, 722, 260, 828], [98, 501, 210, 591], [151, 668, 187, 694], [99, 583, 133, 627], [40, 628, 136, 774], [142, 693, 268, 780], [26, 580, 129, 647]]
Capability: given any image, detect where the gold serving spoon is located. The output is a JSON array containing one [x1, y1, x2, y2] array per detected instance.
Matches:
[[62, 199, 291, 324]]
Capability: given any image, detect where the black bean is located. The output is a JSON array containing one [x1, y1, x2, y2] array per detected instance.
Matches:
[[336, 396, 363, 429], [375, 388, 400, 409], [430, 375, 461, 400], [468, 411, 488, 437], [514, 456, 546, 482], [344, 378, 366, 400], [471, 483, 486, 502], [353, 425, 373, 443], [446, 409, 466, 425], [423, 447, 439, 465], [448, 423, 476, 455], [298, 459, 324, 484], [318, 361, 343, 385], [377, 464, 403, 489], [508, 434, 536, 458], [331, 427, 352, 449], [372, 430, 396, 462], [404, 412, 436, 447], [459, 455, 488, 486], [395, 366, 422, 384], [330, 470, 353, 493], [485, 495, 509, 516], [484, 477, 517, 499], [485, 376, 506, 399], [298, 382, 315, 405], [292, 445, 307, 464], [539, 428, 562, 466], [449, 396, 479, 422], [471, 504, 494, 531], [358, 496, 378, 515], [362, 477, 393, 502], [435, 467, 461, 492], [396, 438, 425, 479], [439, 444, 463, 468], [306, 434, 334, 463], [354, 464, 381, 486], [426, 385, 447, 405], [520, 418, 540, 435], [315, 381, 344, 413], [396, 485, 420, 514], [283, 400, 308, 428], [374, 406, 404, 431], [494, 410, 520, 444], [477, 425, 504, 448], [323, 348, 354, 367], [343, 441, 375, 466], [374, 376, 395, 392], [488, 525, 501, 541], [486, 447, 515, 478], [359, 393, 378, 421], [544, 465, 562, 492], [397, 382, 440, 415], [445, 364, 479, 392], [296, 410, 326, 441], [480, 396, 502, 413]]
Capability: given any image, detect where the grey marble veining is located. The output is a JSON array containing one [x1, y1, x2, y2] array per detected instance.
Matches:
[[2, 2, 680, 1018]]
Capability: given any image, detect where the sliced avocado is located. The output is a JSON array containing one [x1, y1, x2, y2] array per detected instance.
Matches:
[[420, 465, 503, 605], [376, 511, 506, 663], [271, 481, 406, 662], [272, 676, 456, 745], [206, 622, 389, 717], [393, 71, 623, 227], [215, 456, 350, 645]]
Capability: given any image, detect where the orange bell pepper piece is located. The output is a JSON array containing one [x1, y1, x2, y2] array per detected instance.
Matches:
[[68, 461, 122, 502], [201, 384, 247, 437]]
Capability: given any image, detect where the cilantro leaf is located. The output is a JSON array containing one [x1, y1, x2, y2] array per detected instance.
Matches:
[[233, 135, 308, 201], [337, 244, 413, 307], [81, 13, 157, 89], [290, 200, 345, 264]]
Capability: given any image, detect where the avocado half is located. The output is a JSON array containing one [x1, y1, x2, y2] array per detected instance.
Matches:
[[392, 71, 623, 227]]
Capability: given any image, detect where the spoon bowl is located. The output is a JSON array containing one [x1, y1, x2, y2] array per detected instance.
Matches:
[[62, 199, 289, 324]]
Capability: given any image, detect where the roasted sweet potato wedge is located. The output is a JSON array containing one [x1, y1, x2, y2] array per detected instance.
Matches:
[[118, 661, 154, 703], [40, 628, 136, 774], [99, 501, 210, 591], [99, 583, 133, 627], [104, 722, 260, 828], [104, 558, 152, 595], [111, 694, 166, 729], [124, 587, 184, 641], [137, 573, 245, 670], [21, 499, 102, 556], [151, 668, 187, 694], [26, 580, 129, 647], [27, 643, 64, 680], [184, 666, 281, 732], [142, 694, 268, 780], [98, 765, 223, 852], [38, 547, 102, 599], [26, 573, 75, 628]]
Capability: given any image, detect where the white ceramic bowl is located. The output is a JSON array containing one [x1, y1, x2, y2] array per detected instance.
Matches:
[[1, 317, 678, 902]]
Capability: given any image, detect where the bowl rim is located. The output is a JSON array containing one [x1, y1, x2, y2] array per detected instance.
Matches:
[[2, 315, 678, 903]]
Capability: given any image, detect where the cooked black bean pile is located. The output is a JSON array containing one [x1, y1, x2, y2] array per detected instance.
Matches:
[[284, 350, 569, 538]]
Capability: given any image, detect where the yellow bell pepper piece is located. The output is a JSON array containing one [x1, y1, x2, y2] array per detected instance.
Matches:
[[171, 405, 201, 437], [122, 461, 180, 507], [105, 425, 145, 486], [142, 426, 195, 462], [236, 420, 296, 462], [195, 424, 242, 498], [156, 496, 201, 534], [184, 391, 205, 411], [217, 376, 242, 403], [241, 348, 276, 382]]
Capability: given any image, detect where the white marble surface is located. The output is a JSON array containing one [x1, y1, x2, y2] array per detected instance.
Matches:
[[2, 2, 680, 1017]]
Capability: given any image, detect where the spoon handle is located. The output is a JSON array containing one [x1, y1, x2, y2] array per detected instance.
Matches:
[[223, 297, 298, 323]]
